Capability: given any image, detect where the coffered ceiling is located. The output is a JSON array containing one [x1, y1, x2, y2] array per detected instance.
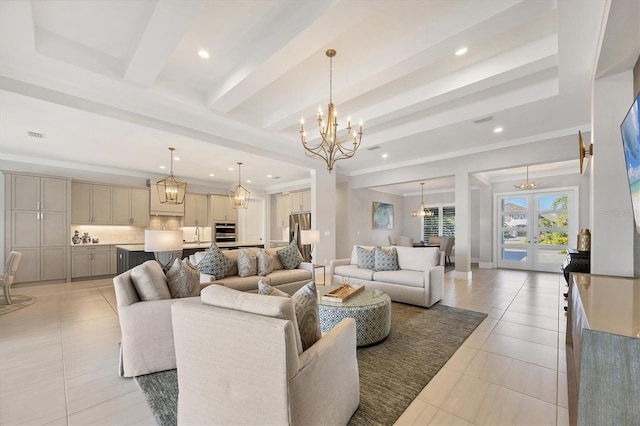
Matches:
[[0, 0, 616, 193]]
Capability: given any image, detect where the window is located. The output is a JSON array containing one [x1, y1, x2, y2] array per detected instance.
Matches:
[[422, 205, 455, 240]]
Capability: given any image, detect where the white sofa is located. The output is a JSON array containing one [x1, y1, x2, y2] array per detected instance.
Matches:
[[190, 247, 314, 294], [329, 245, 444, 308], [172, 285, 360, 425]]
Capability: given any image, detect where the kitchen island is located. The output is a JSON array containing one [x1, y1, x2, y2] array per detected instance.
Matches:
[[115, 241, 265, 274]]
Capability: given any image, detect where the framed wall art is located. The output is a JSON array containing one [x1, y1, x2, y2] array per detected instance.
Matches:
[[372, 202, 394, 229]]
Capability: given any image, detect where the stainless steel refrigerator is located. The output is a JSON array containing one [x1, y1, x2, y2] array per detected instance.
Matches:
[[289, 213, 311, 262]]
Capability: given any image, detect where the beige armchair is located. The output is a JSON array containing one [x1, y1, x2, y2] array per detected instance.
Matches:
[[428, 236, 454, 266], [1, 251, 22, 304], [171, 285, 360, 425]]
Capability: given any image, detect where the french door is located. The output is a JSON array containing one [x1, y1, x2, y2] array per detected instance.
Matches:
[[497, 189, 577, 272]]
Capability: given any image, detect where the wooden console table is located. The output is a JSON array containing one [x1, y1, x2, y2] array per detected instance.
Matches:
[[566, 273, 640, 425]]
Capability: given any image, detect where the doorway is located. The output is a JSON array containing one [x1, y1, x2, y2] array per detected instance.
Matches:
[[496, 188, 577, 272]]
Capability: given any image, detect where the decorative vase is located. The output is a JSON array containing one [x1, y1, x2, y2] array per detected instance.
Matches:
[[72, 230, 82, 245], [82, 232, 91, 244], [577, 228, 591, 252]]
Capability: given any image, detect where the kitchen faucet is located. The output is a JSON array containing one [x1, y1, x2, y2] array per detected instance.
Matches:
[[195, 226, 200, 245]]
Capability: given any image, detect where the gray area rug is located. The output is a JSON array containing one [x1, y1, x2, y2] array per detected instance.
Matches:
[[136, 302, 487, 426], [0, 295, 36, 316]]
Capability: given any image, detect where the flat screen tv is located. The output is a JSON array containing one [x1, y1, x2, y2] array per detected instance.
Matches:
[[620, 92, 640, 233]]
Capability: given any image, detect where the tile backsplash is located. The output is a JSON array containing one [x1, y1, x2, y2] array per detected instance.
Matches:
[[71, 216, 212, 245]]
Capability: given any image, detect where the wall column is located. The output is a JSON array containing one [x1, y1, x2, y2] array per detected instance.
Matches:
[[455, 171, 472, 280], [310, 168, 336, 267]]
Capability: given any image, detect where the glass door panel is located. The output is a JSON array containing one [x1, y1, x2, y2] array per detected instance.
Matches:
[[534, 193, 570, 271], [498, 197, 532, 269]]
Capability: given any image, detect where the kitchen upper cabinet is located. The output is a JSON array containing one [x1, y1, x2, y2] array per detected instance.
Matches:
[[291, 190, 311, 213], [211, 194, 237, 223], [184, 193, 208, 227], [113, 187, 149, 225], [71, 182, 112, 224], [276, 194, 292, 227], [12, 175, 67, 212]]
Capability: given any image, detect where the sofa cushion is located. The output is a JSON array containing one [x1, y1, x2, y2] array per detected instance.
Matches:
[[267, 268, 312, 286], [334, 264, 374, 281], [356, 246, 376, 269], [277, 241, 304, 270], [258, 281, 321, 351], [257, 249, 275, 276], [196, 243, 234, 278], [201, 284, 303, 354], [373, 269, 425, 288], [395, 246, 440, 271], [374, 247, 399, 271], [130, 260, 171, 301], [215, 275, 269, 293], [166, 258, 200, 298], [265, 248, 284, 270], [237, 249, 258, 277]]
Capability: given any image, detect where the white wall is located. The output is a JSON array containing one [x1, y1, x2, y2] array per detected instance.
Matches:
[[0, 172, 4, 273]]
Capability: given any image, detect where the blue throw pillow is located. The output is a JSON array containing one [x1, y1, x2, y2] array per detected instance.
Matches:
[[356, 246, 376, 269], [374, 247, 399, 271], [276, 240, 304, 270]]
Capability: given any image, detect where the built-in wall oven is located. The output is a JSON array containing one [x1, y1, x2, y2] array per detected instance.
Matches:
[[215, 222, 236, 243]]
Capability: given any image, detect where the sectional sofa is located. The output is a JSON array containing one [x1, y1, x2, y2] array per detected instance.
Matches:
[[329, 245, 444, 308]]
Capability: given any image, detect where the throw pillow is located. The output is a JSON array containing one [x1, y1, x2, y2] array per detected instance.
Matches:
[[258, 280, 287, 297], [196, 242, 234, 279], [130, 260, 171, 301], [256, 249, 274, 276], [166, 258, 200, 298], [237, 249, 258, 277], [374, 246, 399, 271], [356, 245, 376, 269], [276, 240, 304, 270], [258, 281, 321, 351]]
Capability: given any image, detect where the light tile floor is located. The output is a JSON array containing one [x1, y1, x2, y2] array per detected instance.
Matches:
[[0, 267, 569, 425]]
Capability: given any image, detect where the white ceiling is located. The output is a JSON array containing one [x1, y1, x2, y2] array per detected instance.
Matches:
[[0, 0, 623, 194]]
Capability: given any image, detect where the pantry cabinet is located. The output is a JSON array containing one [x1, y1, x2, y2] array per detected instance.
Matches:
[[71, 182, 112, 224], [276, 194, 292, 227], [5, 173, 69, 283], [184, 193, 208, 226], [113, 187, 149, 225]]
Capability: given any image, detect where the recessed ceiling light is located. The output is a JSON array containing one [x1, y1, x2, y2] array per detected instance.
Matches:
[[381, 153, 388, 159], [174, 157, 180, 161], [494, 126, 504, 133], [267, 174, 273, 178], [159, 165, 166, 169], [198, 50, 210, 59], [455, 47, 468, 56], [246, 179, 252, 183], [228, 167, 234, 171], [209, 173, 215, 177]]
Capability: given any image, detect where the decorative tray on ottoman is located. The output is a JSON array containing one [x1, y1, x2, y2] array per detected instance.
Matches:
[[321, 284, 364, 303]]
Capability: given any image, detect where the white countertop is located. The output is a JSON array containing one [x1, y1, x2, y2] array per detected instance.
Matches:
[[115, 241, 264, 251]]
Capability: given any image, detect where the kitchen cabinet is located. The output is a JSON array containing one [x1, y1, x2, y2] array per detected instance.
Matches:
[[72, 245, 112, 278], [6, 174, 69, 283], [211, 194, 237, 222], [291, 190, 311, 213], [276, 194, 292, 227], [110, 246, 117, 274], [149, 181, 185, 216], [71, 182, 113, 224], [113, 186, 149, 225], [184, 193, 208, 226]]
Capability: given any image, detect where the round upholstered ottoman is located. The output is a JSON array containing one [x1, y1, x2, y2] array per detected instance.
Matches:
[[317, 285, 391, 346]]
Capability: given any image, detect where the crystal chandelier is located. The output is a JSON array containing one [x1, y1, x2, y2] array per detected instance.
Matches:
[[229, 162, 250, 209], [300, 49, 363, 172], [411, 182, 433, 217], [156, 147, 187, 204], [514, 166, 540, 190]]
